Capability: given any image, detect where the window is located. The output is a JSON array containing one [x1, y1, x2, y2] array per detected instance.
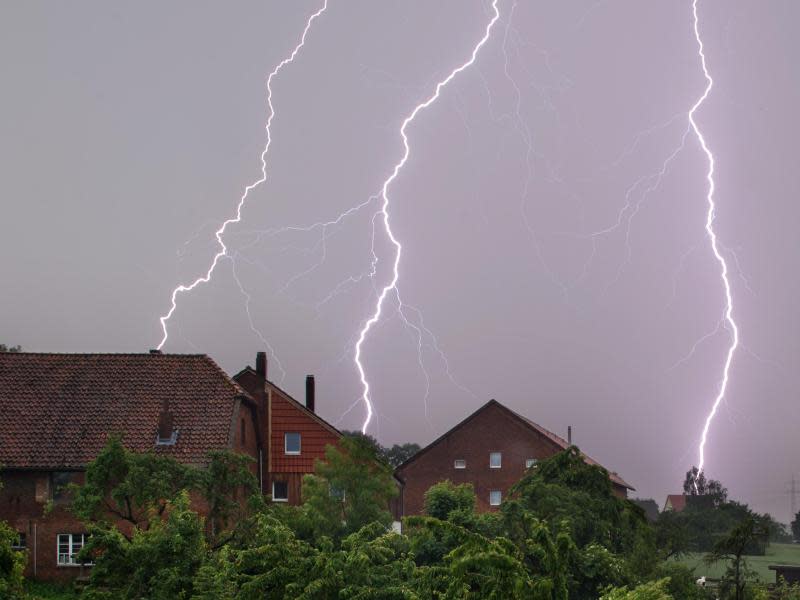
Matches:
[[454, 459, 466, 469], [489, 490, 502, 506], [489, 452, 502, 469], [284, 432, 301, 455], [57, 533, 90, 566], [330, 485, 346, 501], [525, 458, 538, 469], [272, 480, 289, 502], [52, 472, 73, 504], [11, 532, 26, 551]]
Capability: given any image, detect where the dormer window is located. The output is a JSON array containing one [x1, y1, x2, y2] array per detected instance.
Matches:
[[155, 401, 178, 446]]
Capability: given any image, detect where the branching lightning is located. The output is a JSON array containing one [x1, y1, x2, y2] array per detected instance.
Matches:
[[156, 1, 328, 351], [690, 0, 739, 478], [355, 0, 501, 433]]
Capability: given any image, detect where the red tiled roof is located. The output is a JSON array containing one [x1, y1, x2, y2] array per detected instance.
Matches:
[[664, 494, 687, 512], [0, 353, 250, 469]]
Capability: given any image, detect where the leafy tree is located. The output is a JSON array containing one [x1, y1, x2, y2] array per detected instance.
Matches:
[[70, 435, 194, 534], [791, 511, 800, 543], [600, 578, 673, 600], [705, 515, 768, 600], [384, 443, 420, 468], [654, 509, 691, 559], [300, 436, 397, 541], [0, 521, 25, 599], [684, 467, 728, 508], [79, 491, 208, 599], [424, 480, 476, 520], [0, 344, 21, 353], [341, 430, 420, 468]]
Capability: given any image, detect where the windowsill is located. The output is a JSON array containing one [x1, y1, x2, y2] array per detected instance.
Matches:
[[284, 451, 301, 456], [57, 564, 93, 568], [490, 466, 501, 469], [271, 498, 289, 503]]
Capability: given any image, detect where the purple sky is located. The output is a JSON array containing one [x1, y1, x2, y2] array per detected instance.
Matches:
[[2, 1, 799, 521]]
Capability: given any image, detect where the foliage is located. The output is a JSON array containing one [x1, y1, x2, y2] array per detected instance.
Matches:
[[79, 491, 208, 599], [0, 519, 26, 599], [299, 436, 397, 542], [600, 578, 673, 600], [705, 515, 769, 600], [341, 430, 420, 468], [70, 435, 194, 533], [424, 480, 476, 520], [0, 344, 21, 352], [684, 467, 728, 508], [791, 511, 800, 543]]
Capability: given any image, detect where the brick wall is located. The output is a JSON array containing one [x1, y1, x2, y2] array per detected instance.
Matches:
[[396, 402, 566, 515]]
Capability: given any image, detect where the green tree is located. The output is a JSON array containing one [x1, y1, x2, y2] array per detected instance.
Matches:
[[70, 435, 194, 534], [80, 491, 208, 599], [684, 467, 728, 508], [791, 511, 800, 543], [600, 578, 673, 600], [300, 436, 398, 541], [705, 515, 768, 600], [384, 443, 420, 468], [0, 344, 21, 353], [424, 480, 476, 520], [0, 470, 25, 599]]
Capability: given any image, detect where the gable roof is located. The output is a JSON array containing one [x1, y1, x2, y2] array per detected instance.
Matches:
[[396, 399, 634, 490], [663, 494, 687, 512], [0, 352, 251, 469], [233, 366, 343, 439]]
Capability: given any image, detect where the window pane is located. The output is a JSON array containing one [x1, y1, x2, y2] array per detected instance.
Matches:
[[489, 490, 502, 506], [273, 480, 289, 501], [285, 432, 301, 454], [454, 459, 466, 469], [490, 452, 502, 468], [526, 458, 538, 469]]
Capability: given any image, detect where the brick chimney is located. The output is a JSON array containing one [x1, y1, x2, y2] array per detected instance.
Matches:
[[305, 375, 315, 413], [567, 425, 572, 445], [256, 352, 267, 380]]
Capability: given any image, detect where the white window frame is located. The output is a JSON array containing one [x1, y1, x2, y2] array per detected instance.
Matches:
[[489, 452, 502, 469], [11, 532, 26, 550], [271, 480, 289, 503], [489, 490, 502, 506], [454, 459, 466, 469], [525, 458, 538, 469], [284, 432, 301, 455], [57, 533, 90, 566]]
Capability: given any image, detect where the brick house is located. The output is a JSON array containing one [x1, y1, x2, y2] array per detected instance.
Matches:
[[394, 399, 634, 516], [233, 352, 342, 506], [0, 350, 343, 581]]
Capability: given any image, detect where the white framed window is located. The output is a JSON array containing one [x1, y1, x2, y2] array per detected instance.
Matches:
[[454, 459, 466, 469], [284, 432, 301, 455], [489, 490, 502, 506], [525, 458, 538, 469], [57, 533, 90, 566], [272, 480, 289, 502], [489, 452, 502, 469], [11, 532, 26, 550]]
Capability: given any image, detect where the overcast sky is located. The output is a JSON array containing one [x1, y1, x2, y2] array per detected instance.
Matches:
[[2, 1, 799, 522]]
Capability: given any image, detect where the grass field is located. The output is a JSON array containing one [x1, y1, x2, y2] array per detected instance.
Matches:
[[675, 542, 800, 583]]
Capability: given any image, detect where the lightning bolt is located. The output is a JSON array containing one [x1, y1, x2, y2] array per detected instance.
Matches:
[[356, 0, 501, 433], [690, 0, 739, 478], [156, 1, 328, 350]]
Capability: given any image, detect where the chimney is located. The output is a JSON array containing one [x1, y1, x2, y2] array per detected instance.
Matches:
[[256, 352, 267, 379], [567, 425, 572, 445], [157, 400, 174, 442], [305, 375, 315, 413]]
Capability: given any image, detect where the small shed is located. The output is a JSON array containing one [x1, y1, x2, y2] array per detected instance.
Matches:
[[768, 564, 800, 585]]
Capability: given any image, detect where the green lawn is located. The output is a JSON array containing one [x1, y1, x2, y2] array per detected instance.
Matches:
[[675, 542, 800, 583]]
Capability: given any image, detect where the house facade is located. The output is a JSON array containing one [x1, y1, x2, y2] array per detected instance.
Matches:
[[394, 399, 633, 516], [234, 353, 342, 506], [0, 350, 342, 581]]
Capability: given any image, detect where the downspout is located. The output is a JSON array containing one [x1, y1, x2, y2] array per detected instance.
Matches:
[[33, 522, 37, 577]]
